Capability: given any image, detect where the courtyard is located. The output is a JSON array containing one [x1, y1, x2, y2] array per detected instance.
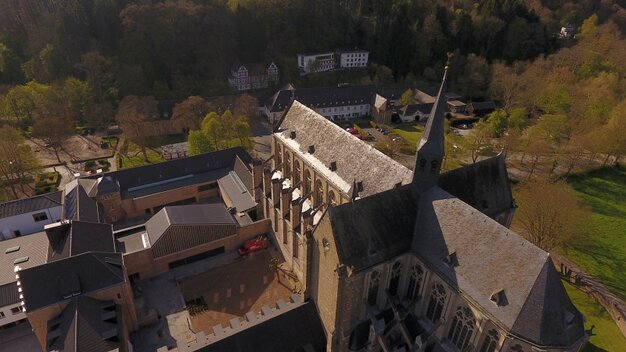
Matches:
[[178, 249, 300, 334]]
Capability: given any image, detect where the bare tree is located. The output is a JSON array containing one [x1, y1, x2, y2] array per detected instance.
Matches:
[[514, 178, 589, 251], [233, 94, 259, 121], [116, 96, 158, 162], [465, 121, 491, 163], [171, 96, 212, 132], [32, 89, 75, 163]]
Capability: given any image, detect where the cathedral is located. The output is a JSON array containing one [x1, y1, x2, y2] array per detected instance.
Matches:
[[254, 65, 588, 352]]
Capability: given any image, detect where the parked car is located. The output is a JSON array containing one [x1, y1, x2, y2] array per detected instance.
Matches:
[[238, 235, 269, 256], [346, 127, 358, 135]]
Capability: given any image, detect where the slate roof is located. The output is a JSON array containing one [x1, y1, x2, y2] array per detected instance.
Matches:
[[0, 191, 63, 219], [266, 85, 376, 113], [218, 172, 256, 212], [411, 186, 583, 347], [85, 147, 252, 198], [438, 154, 514, 220], [414, 87, 461, 103], [47, 221, 115, 262], [276, 101, 412, 197], [19, 252, 125, 311], [203, 302, 326, 352], [378, 88, 410, 101], [327, 185, 418, 271], [48, 296, 121, 352], [145, 204, 236, 244], [0, 231, 49, 294], [64, 182, 100, 222], [400, 103, 433, 116]]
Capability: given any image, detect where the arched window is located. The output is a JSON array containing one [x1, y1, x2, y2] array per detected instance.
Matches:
[[284, 152, 291, 178], [480, 329, 499, 352], [430, 160, 438, 173], [294, 161, 301, 185], [314, 179, 324, 206], [304, 170, 312, 198], [388, 261, 403, 296], [447, 306, 476, 351], [328, 190, 337, 206], [367, 270, 380, 306], [419, 158, 427, 171], [405, 264, 424, 301], [510, 344, 524, 352], [426, 283, 446, 322], [276, 145, 282, 168]]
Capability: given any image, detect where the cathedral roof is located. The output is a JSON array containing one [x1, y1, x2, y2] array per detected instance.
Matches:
[[411, 186, 583, 347], [327, 185, 418, 271], [437, 154, 514, 220], [276, 101, 412, 197]]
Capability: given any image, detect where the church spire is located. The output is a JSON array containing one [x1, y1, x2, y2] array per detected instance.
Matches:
[[412, 54, 451, 190]]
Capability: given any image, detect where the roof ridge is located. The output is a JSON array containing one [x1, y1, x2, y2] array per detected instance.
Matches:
[[85, 252, 126, 281]]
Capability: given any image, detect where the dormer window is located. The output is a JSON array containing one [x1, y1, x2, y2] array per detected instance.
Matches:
[[308, 145, 315, 154], [443, 252, 459, 267], [489, 289, 508, 306], [329, 161, 337, 171], [356, 181, 364, 192]]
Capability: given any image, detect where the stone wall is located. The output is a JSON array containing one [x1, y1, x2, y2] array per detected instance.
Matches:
[[553, 254, 626, 338]]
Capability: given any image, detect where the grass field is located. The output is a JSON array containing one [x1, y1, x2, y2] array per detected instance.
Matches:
[[118, 142, 163, 169], [565, 166, 626, 300], [391, 124, 423, 146], [563, 280, 626, 352]]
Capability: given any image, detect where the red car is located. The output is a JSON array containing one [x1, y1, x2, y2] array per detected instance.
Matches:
[[238, 235, 269, 256], [346, 127, 358, 135]]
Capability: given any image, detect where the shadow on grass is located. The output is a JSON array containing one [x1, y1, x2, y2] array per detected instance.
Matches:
[[583, 342, 608, 352]]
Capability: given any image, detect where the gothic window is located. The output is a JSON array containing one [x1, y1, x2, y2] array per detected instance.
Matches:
[[294, 161, 301, 185], [510, 344, 524, 352], [430, 160, 439, 173], [285, 152, 291, 178], [447, 306, 476, 351], [315, 179, 324, 206], [304, 170, 312, 198], [479, 329, 499, 352], [276, 145, 282, 168], [405, 264, 424, 301], [328, 190, 337, 206], [388, 261, 403, 296], [367, 270, 381, 306], [426, 283, 447, 322], [419, 158, 427, 171], [293, 232, 299, 258]]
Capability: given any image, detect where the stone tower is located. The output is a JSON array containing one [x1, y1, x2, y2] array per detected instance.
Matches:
[[412, 60, 450, 191]]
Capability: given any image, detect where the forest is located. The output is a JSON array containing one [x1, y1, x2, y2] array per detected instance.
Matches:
[[1, 0, 625, 113]]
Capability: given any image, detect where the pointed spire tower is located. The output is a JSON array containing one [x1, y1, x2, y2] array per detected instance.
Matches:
[[412, 55, 451, 191]]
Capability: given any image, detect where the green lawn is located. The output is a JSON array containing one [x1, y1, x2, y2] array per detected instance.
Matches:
[[118, 142, 163, 169], [563, 280, 626, 351], [391, 124, 423, 145], [565, 167, 626, 300]]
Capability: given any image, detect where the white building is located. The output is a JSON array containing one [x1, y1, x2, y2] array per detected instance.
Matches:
[[228, 62, 279, 91], [339, 50, 369, 68], [297, 53, 336, 74], [0, 192, 63, 240]]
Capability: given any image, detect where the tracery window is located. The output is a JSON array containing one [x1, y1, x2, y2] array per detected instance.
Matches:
[[284, 152, 291, 178], [294, 161, 301, 185], [479, 329, 499, 352], [426, 283, 447, 322], [447, 306, 476, 351], [388, 261, 403, 296], [328, 190, 337, 206], [405, 264, 424, 300], [304, 170, 312, 197], [314, 179, 324, 206], [367, 270, 381, 306]]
